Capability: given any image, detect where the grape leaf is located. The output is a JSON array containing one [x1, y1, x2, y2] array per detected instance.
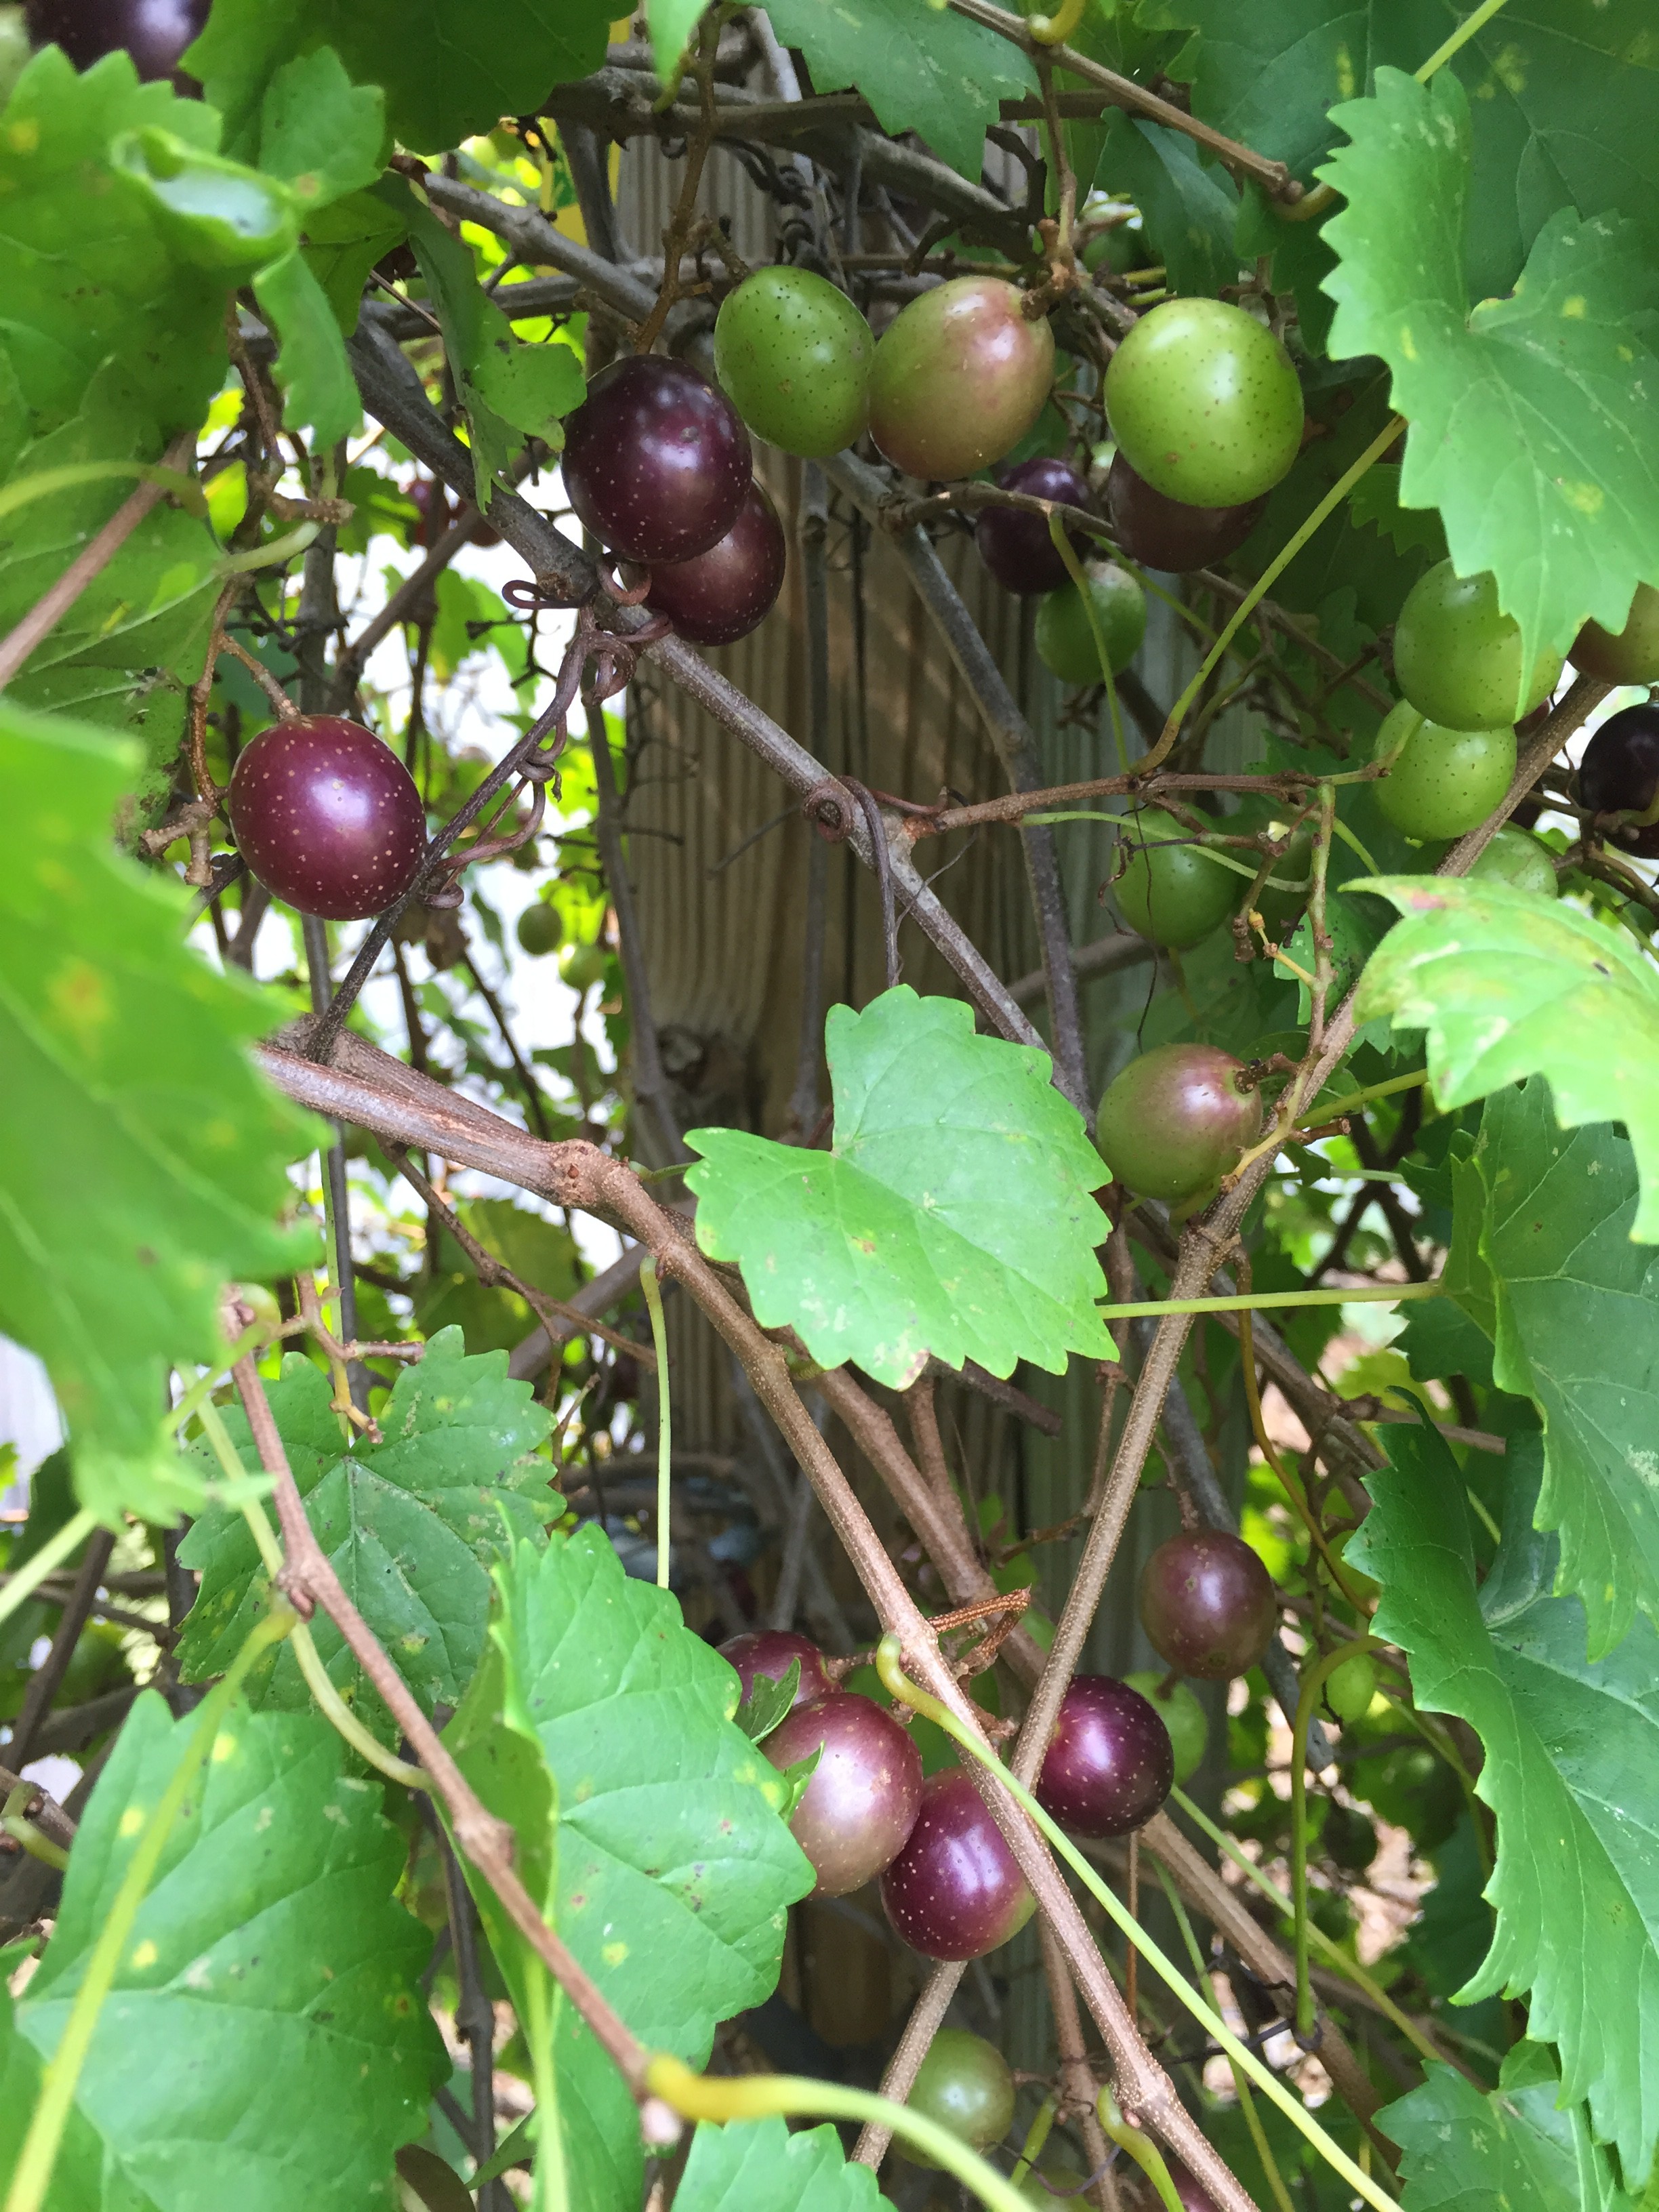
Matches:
[[188, 0, 619, 163], [1348, 464, 1447, 563], [0, 704, 315, 1522], [1099, 113, 1240, 300], [1351, 1421, 1659, 2186], [1353, 877, 1659, 1241], [647, 0, 709, 85], [254, 247, 362, 447], [1380, 2051, 1638, 2212], [178, 1330, 555, 1736], [684, 987, 1111, 1390], [1319, 68, 1659, 691], [255, 47, 386, 213], [674, 2117, 898, 2212], [301, 188, 409, 333], [761, 0, 1037, 184], [1, 1694, 442, 2212]]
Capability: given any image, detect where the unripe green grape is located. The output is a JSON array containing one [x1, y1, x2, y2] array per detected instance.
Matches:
[[1104, 297, 1304, 507], [868, 276, 1054, 482], [899, 2029, 1015, 2168], [1467, 824, 1557, 897], [1123, 1669, 1208, 1783], [1033, 561, 1146, 683], [515, 900, 564, 956], [1254, 827, 1313, 940], [1323, 1651, 1378, 1723], [1393, 560, 1562, 730], [713, 266, 874, 459], [1570, 581, 1659, 687], [1113, 806, 1238, 948], [562, 941, 609, 991], [1095, 1043, 1263, 1204], [1373, 702, 1516, 840]]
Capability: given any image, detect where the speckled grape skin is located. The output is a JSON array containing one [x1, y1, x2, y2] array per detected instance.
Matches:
[[228, 716, 425, 920], [718, 1629, 838, 1713], [1105, 298, 1303, 507], [880, 1766, 1035, 1960], [975, 455, 1094, 594], [899, 2030, 1015, 2169], [1106, 451, 1265, 573], [1111, 806, 1236, 949], [1572, 581, 1659, 686], [1468, 825, 1558, 897], [561, 355, 751, 564], [1094, 1043, 1262, 1204], [1579, 703, 1659, 817], [765, 1692, 922, 1899], [1139, 1530, 1278, 1682], [1393, 560, 1562, 730], [1036, 1675, 1174, 1839], [869, 277, 1054, 483], [1373, 702, 1517, 840], [645, 479, 786, 644], [1034, 560, 1146, 683], [27, 0, 208, 79], [714, 266, 873, 459]]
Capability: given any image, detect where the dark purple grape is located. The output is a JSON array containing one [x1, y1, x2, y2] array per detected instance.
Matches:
[[764, 1693, 922, 1899], [1105, 452, 1263, 574], [880, 1767, 1034, 1960], [562, 355, 751, 565], [228, 716, 426, 922], [26, 0, 207, 80], [718, 1629, 837, 1713], [975, 456, 1095, 596], [1579, 703, 1659, 819], [1139, 1531, 1278, 1681], [1170, 2163, 1221, 2212], [1036, 1675, 1174, 1839], [644, 479, 786, 645]]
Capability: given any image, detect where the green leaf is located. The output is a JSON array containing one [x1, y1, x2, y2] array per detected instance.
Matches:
[[761, 0, 1037, 184], [1348, 464, 1447, 563], [470, 331, 586, 446], [647, 0, 710, 85], [1353, 876, 1659, 1240], [1100, 113, 1240, 300], [108, 126, 298, 271], [735, 1658, 800, 1744], [1350, 1422, 1659, 2186], [300, 188, 409, 333], [253, 247, 363, 447], [188, 0, 619, 163], [0, 1692, 442, 2211], [0, 704, 315, 1522], [178, 1329, 555, 1734], [257, 47, 386, 211], [1380, 2052, 1637, 2212], [674, 2117, 898, 2212], [684, 987, 1110, 1389], [1319, 68, 1659, 688]]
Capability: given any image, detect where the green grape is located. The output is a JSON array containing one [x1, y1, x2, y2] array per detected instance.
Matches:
[[1124, 1669, 1208, 1783], [1373, 702, 1517, 840], [1467, 824, 1558, 897], [868, 275, 1054, 482], [562, 941, 609, 991], [1570, 581, 1659, 687], [898, 2028, 1015, 2168], [1113, 807, 1238, 947], [1254, 826, 1313, 939], [1103, 297, 1304, 507], [515, 901, 564, 956], [712, 266, 874, 459], [1033, 561, 1146, 683], [1393, 560, 1562, 730], [1323, 1651, 1378, 1723]]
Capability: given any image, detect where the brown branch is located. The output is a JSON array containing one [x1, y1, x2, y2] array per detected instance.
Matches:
[[851, 1960, 968, 2168], [916, 769, 1317, 840], [0, 1765, 77, 1853], [5, 1528, 117, 1774], [1041, 1919, 1121, 2212]]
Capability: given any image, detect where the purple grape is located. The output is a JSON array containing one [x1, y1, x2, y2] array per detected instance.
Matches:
[[880, 1766, 1034, 1959], [765, 1693, 922, 1899], [562, 355, 751, 565], [645, 479, 786, 644], [228, 716, 426, 921], [1036, 1675, 1174, 1839], [1105, 452, 1264, 574], [718, 1629, 836, 1713], [975, 456, 1095, 596], [1579, 703, 1659, 819], [26, 0, 207, 80], [1139, 1531, 1278, 1681]]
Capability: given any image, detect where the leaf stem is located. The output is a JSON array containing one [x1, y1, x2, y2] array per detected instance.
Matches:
[[0, 1509, 100, 1637], [1139, 415, 1405, 773], [3, 1603, 296, 2212], [640, 1257, 672, 1589], [1097, 2087, 1187, 2212], [1290, 1636, 1380, 2036], [1099, 1282, 1439, 1321], [1415, 0, 1511, 81], [1313, 1067, 1429, 1125], [874, 1639, 1399, 2212]]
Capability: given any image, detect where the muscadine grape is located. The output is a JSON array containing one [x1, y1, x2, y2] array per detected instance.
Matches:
[[1123, 1669, 1208, 1785], [764, 1692, 922, 1899], [718, 1629, 838, 1713], [1112, 807, 1237, 948], [1105, 451, 1265, 574], [869, 276, 1054, 483], [515, 901, 563, 956], [897, 2028, 1015, 2169], [645, 479, 786, 645], [1255, 826, 1313, 940], [1104, 298, 1303, 508], [1094, 1044, 1263, 1206], [1372, 702, 1516, 840], [1034, 561, 1146, 683], [880, 1766, 1035, 1960], [562, 355, 751, 564], [713, 265, 873, 459], [1570, 581, 1659, 687], [1139, 1530, 1277, 1681], [228, 716, 426, 921], [562, 941, 609, 991], [1393, 560, 1561, 731], [1467, 825, 1557, 897], [1324, 1652, 1378, 1723], [1036, 1675, 1174, 1839], [1579, 701, 1659, 820], [975, 455, 1095, 596], [26, 0, 207, 79], [1169, 2163, 1222, 2212]]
